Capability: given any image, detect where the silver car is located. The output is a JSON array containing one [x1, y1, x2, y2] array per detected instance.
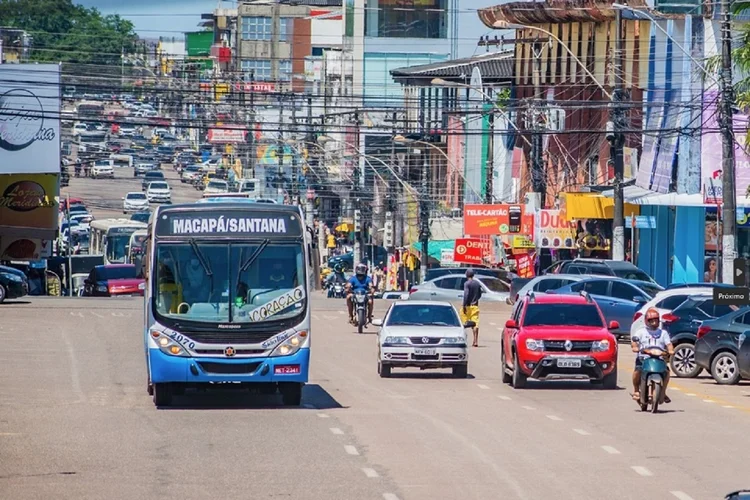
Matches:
[[510, 274, 597, 304], [408, 274, 510, 302], [374, 301, 468, 378]]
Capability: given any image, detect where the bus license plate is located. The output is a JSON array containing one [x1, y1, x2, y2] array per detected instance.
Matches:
[[274, 365, 300, 374], [557, 359, 581, 368], [414, 348, 436, 356]]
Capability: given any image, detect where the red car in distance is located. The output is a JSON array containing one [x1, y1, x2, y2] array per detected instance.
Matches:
[[501, 292, 619, 389], [82, 264, 145, 297]]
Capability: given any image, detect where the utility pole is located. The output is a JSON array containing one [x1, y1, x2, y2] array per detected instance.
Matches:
[[609, 8, 627, 261], [485, 89, 495, 204], [420, 148, 430, 282], [530, 40, 546, 201], [247, 70, 256, 178], [720, 0, 737, 283], [353, 110, 362, 269], [278, 94, 285, 203], [291, 94, 299, 205]]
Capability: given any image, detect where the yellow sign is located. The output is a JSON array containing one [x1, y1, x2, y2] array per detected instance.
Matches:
[[510, 235, 535, 248], [0, 174, 58, 231]]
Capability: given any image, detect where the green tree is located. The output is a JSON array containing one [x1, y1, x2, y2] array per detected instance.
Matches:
[[0, 0, 137, 65]]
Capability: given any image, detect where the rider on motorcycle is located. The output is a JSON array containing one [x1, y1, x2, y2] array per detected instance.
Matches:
[[326, 264, 347, 297], [632, 307, 674, 403], [346, 263, 374, 325]]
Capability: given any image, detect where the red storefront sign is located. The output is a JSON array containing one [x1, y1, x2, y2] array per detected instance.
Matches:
[[453, 238, 484, 265], [234, 82, 276, 93]]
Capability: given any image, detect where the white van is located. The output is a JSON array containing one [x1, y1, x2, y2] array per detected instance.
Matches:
[[92, 160, 114, 179]]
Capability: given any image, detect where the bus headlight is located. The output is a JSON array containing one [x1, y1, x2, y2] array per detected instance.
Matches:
[[151, 330, 190, 357], [270, 331, 308, 357]]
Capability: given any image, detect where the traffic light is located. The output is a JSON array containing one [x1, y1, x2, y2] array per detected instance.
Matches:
[[354, 209, 362, 233]]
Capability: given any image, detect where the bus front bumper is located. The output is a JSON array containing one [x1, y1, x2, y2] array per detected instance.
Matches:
[[149, 348, 310, 384]]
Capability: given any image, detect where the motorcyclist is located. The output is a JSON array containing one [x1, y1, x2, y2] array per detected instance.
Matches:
[[631, 307, 674, 404], [346, 263, 374, 325], [326, 264, 347, 298]]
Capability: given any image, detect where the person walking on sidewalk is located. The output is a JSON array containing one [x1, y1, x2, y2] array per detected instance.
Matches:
[[461, 269, 483, 347]]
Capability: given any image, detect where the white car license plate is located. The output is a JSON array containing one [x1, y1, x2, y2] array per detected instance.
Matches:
[[557, 359, 582, 368], [414, 348, 436, 356]]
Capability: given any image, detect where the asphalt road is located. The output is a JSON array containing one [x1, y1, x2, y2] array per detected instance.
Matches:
[[2, 295, 750, 500], [61, 164, 201, 219]]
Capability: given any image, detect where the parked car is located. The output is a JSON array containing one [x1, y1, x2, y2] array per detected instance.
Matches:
[[374, 301, 468, 378], [630, 287, 715, 338], [141, 170, 165, 190], [408, 274, 510, 302], [130, 211, 151, 223], [694, 306, 750, 385], [146, 181, 171, 204], [0, 265, 29, 303], [552, 277, 663, 340], [543, 258, 655, 283], [501, 292, 619, 388], [508, 274, 596, 305], [661, 296, 738, 378], [82, 264, 145, 297], [91, 162, 114, 179], [123, 191, 150, 213], [134, 162, 157, 177], [425, 267, 514, 283]]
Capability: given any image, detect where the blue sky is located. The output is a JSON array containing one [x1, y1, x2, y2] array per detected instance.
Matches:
[[75, 0, 235, 37]]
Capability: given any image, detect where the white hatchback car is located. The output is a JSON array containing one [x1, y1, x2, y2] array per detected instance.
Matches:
[[630, 287, 714, 337], [374, 301, 468, 378]]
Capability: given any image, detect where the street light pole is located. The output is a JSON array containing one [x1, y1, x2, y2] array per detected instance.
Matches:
[[609, 8, 626, 261], [719, 0, 737, 283], [420, 151, 430, 282]]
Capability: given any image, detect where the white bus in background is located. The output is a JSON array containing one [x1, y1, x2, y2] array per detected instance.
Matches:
[[90, 219, 147, 264], [127, 229, 148, 277], [76, 100, 105, 119]]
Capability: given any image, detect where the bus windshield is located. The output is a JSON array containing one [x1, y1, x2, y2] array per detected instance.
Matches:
[[153, 242, 305, 324], [106, 234, 132, 263]]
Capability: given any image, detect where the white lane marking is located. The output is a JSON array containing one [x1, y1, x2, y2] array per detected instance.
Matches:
[[671, 387, 681, 391], [111, 312, 125, 317], [383, 495, 400, 500], [69, 311, 84, 318], [631, 466, 653, 477], [338, 311, 346, 315], [489, 322, 497, 326], [303, 403, 316, 409], [601, 446, 621, 455], [90, 311, 104, 318], [344, 445, 359, 455], [0, 433, 21, 436], [60, 326, 85, 404], [497, 395, 512, 401], [323, 315, 337, 321], [521, 405, 535, 410], [670, 491, 695, 500], [477, 384, 490, 390], [685, 393, 697, 397], [546, 415, 562, 421], [312, 314, 320, 321], [573, 429, 590, 436], [330, 427, 344, 435], [362, 468, 379, 478], [723, 405, 735, 409], [703, 399, 714, 403], [317, 413, 330, 418]]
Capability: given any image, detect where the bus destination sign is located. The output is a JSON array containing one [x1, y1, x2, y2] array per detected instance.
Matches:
[[156, 210, 303, 238]]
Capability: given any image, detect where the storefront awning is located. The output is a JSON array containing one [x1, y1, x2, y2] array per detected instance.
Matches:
[[600, 186, 712, 206], [411, 240, 455, 261], [562, 193, 640, 220]]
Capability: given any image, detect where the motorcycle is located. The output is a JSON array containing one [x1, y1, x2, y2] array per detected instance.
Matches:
[[331, 283, 345, 299], [636, 346, 670, 413], [352, 289, 368, 334]]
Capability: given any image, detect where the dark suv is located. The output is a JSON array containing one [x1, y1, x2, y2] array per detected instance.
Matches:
[[0, 265, 29, 303], [661, 296, 738, 378], [544, 258, 654, 283]]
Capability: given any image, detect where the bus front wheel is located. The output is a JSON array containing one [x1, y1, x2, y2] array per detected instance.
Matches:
[[280, 382, 302, 406], [153, 383, 173, 407]]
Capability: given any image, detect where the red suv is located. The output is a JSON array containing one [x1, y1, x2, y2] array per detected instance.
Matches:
[[501, 292, 619, 389]]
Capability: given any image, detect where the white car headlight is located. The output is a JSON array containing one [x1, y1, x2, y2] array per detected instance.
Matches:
[[525, 339, 544, 351], [442, 337, 466, 345], [150, 331, 191, 357], [591, 339, 611, 352], [270, 331, 309, 357], [383, 336, 409, 344]]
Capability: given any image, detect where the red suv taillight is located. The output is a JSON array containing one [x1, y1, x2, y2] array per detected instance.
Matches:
[[633, 311, 643, 322], [697, 326, 711, 339], [661, 313, 679, 323], [409, 288, 418, 295]]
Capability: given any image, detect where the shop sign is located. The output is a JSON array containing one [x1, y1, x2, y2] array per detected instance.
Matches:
[[440, 248, 458, 266], [535, 209, 576, 248], [0, 64, 61, 174], [453, 238, 484, 265], [0, 237, 50, 260], [207, 128, 247, 144], [463, 204, 533, 236], [515, 253, 535, 278], [0, 174, 58, 231], [509, 235, 535, 248]]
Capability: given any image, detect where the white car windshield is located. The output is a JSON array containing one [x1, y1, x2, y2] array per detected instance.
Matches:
[[127, 193, 147, 200], [207, 181, 227, 189], [153, 242, 306, 324], [149, 182, 168, 190], [386, 305, 461, 327]]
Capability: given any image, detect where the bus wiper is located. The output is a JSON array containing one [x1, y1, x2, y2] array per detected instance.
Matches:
[[189, 238, 213, 277], [239, 239, 270, 273]]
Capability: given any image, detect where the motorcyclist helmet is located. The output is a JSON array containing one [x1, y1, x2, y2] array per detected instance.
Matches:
[[355, 263, 367, 278], [645, 307, 660, 327], [334, 263, 344, 274]]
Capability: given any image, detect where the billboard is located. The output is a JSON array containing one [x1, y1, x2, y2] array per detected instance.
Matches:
[[0, 64, 61, 174], [463, 203, 532, 236], [453, 238, 484, 265], [535, 209, 577, 249], [207, 128, 247, 144]]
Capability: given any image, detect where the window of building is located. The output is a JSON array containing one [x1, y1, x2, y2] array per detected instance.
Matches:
[[311, 47, 325, 57], [364, 0, 448, 39], [241, 59, 272, 80], [279, 18, 291, 42], [241, 16, 272, 41], [279, 59, 292, 81]]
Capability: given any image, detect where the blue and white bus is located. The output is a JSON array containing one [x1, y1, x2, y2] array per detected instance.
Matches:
[[143, 201, 312, 407]]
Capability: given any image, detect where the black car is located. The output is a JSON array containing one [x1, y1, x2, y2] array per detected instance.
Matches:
[[141, 170, 165, 190], [544, 258, 654, 283], [0, 265, 29, 303], [130, 211, 150, 223], [661, 296, 738, 378], [694, 306, 750, 385]]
